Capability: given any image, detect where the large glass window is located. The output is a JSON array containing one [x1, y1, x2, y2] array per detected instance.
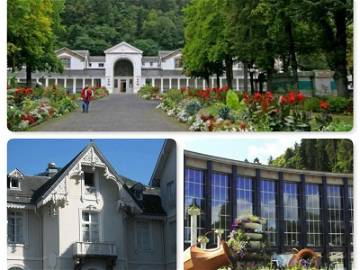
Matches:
[[184, 168, 206, 244], [305, 184, 322, 246], [81, 211, 99, 242], [7, 210, 24, 244], [283, 182, 299, 246], [348, 186, 353, 245], [236, 176, 253, 217], [211, 172, 230, 245], [260, 180, 277, 246], [327, 185, 344, 246]]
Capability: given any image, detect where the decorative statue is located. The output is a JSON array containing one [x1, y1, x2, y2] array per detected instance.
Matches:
[[184, 240, 233, 270], [288, 248, 321, 269]]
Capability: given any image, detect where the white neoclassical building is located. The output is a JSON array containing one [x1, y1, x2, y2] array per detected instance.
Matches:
[[11, 41, 246, 94], [7, 140, 176, 270]]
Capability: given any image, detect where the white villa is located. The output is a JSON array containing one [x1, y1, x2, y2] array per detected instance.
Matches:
[[12, 41, 246, 94], [7, 140, 176, 270]]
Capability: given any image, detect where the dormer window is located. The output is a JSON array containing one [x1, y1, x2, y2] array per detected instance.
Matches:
[[9, 178, 20, 190], [150, 62, 153, 67], [60, 57, 71, 69], [175, 57, 182, 68], [89, 63, 92, 67], [84, 172, 96, 194], [99, 63, 104, 67]]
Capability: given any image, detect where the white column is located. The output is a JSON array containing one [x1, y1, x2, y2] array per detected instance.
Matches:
[[169, 78, 172, 89], [64, 78, 67, 90], [186, 78, 189, 88], [82, 78, 85, 88], [195, 79, 198, 89], [45, 78, 49, 87], [73, 78, 76, 93], [177, 78, 180, 89], [203, 79, 206, 89], [91, 78, 94, 87], [151, 78, 155, 87], [212, 77, 215, 88], [160, 78, 164, 93], [55, 78, 58, 86], [236, 78, 239, 91], [220, 78, 223, 88]]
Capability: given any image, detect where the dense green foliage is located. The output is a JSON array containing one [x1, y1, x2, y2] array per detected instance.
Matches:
[[55, 0, 189, 56], [270, 139, 353, 173], [7, 0, 64, 84], [183, 0, 353, 97]]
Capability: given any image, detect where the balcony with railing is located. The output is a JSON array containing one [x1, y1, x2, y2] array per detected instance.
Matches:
[[73, 242, 117, 258]]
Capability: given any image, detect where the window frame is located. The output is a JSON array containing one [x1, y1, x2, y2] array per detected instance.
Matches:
[[135, 221, 153, 252], [81, 210, 100, 243], [60, 57, 71, 69], [9, 177, 21, 190], [7, 210, 26, 245]]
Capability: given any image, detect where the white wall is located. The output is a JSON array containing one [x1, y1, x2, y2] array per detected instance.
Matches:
[[7, 209, 43, 270], [58, 52, 85, 70], [161, 53, 182, 70]]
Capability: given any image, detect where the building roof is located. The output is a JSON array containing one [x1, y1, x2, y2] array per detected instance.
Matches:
[[7, 176, 50, 205], [185, 150, 353, 178], [73, 50, 90, 58], [142, 56, 160, 62], [7, 143, 167, 216], [89, 56, 105, 62], [150, 140, 176, 187], [161, 49, 181, 61]]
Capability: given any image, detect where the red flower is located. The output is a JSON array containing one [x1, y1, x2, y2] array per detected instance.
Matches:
[[265, 91, 273, 101], [239, 122, 247, 131], [297, 92, 305, 103], [279, 95, 288, 105], [254, 92, 261, 102], [288, 91, 296, 104], [320, 100, 329, 110]]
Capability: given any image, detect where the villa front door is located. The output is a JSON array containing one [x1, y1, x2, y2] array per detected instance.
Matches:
[[120, 80, 126, 93]]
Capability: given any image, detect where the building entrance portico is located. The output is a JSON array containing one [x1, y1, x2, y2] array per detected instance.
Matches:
[[104, 42, 143, 94], [113, 77, 133, 93]]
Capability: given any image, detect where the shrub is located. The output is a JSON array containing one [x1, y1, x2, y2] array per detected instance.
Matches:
[[327, 96, 351, 114], [303, 97, 320, 112], [138, 85, 159, 100], [226, 90, 240, 110], [218, 106, 231, 120], [185, 100, 202, 116], [163, 89, 184, 103]]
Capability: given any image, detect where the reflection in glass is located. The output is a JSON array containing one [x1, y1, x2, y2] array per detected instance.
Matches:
[[327, 185, 344, 246], [305, 184, 322, 246], [236, 176, 253, 217], [260, 180, 277, 246], [283, 182, 299, 246], [211, 172, 230, 246], [184, 168, 206, 244]]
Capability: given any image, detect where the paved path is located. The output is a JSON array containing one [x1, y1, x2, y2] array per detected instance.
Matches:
[[33, 95, 187, 131]]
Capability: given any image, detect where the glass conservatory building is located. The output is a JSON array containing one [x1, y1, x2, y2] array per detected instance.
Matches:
[[184, 151, 353, 269]]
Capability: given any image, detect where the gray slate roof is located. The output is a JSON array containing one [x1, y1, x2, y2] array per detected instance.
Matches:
[[89, 56, 105, 62], [73, 50, 90, 58], [7, 176, 50, 204]]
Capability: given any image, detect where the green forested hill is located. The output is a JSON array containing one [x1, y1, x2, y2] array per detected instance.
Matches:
[[269, 139, 353, 173], [55, 0, 188, 56]]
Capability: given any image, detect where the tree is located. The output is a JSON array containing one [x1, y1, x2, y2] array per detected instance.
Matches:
[[297, 0, 353, 97], [8, 0, 64, 85], [183, 0, 235, 88]]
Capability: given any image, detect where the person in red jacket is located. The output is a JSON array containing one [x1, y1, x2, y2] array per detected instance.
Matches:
[[81, 86, 93, 113]]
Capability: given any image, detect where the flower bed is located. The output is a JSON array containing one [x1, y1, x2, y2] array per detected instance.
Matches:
[[152, 87, 353, 132]]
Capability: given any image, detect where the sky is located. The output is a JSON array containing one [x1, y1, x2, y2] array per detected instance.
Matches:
[[184, 138, 300, 164], [7, 139, 165, 184]]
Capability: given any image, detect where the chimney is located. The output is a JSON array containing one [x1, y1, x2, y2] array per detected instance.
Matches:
[[47, 162, 58, 176]]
